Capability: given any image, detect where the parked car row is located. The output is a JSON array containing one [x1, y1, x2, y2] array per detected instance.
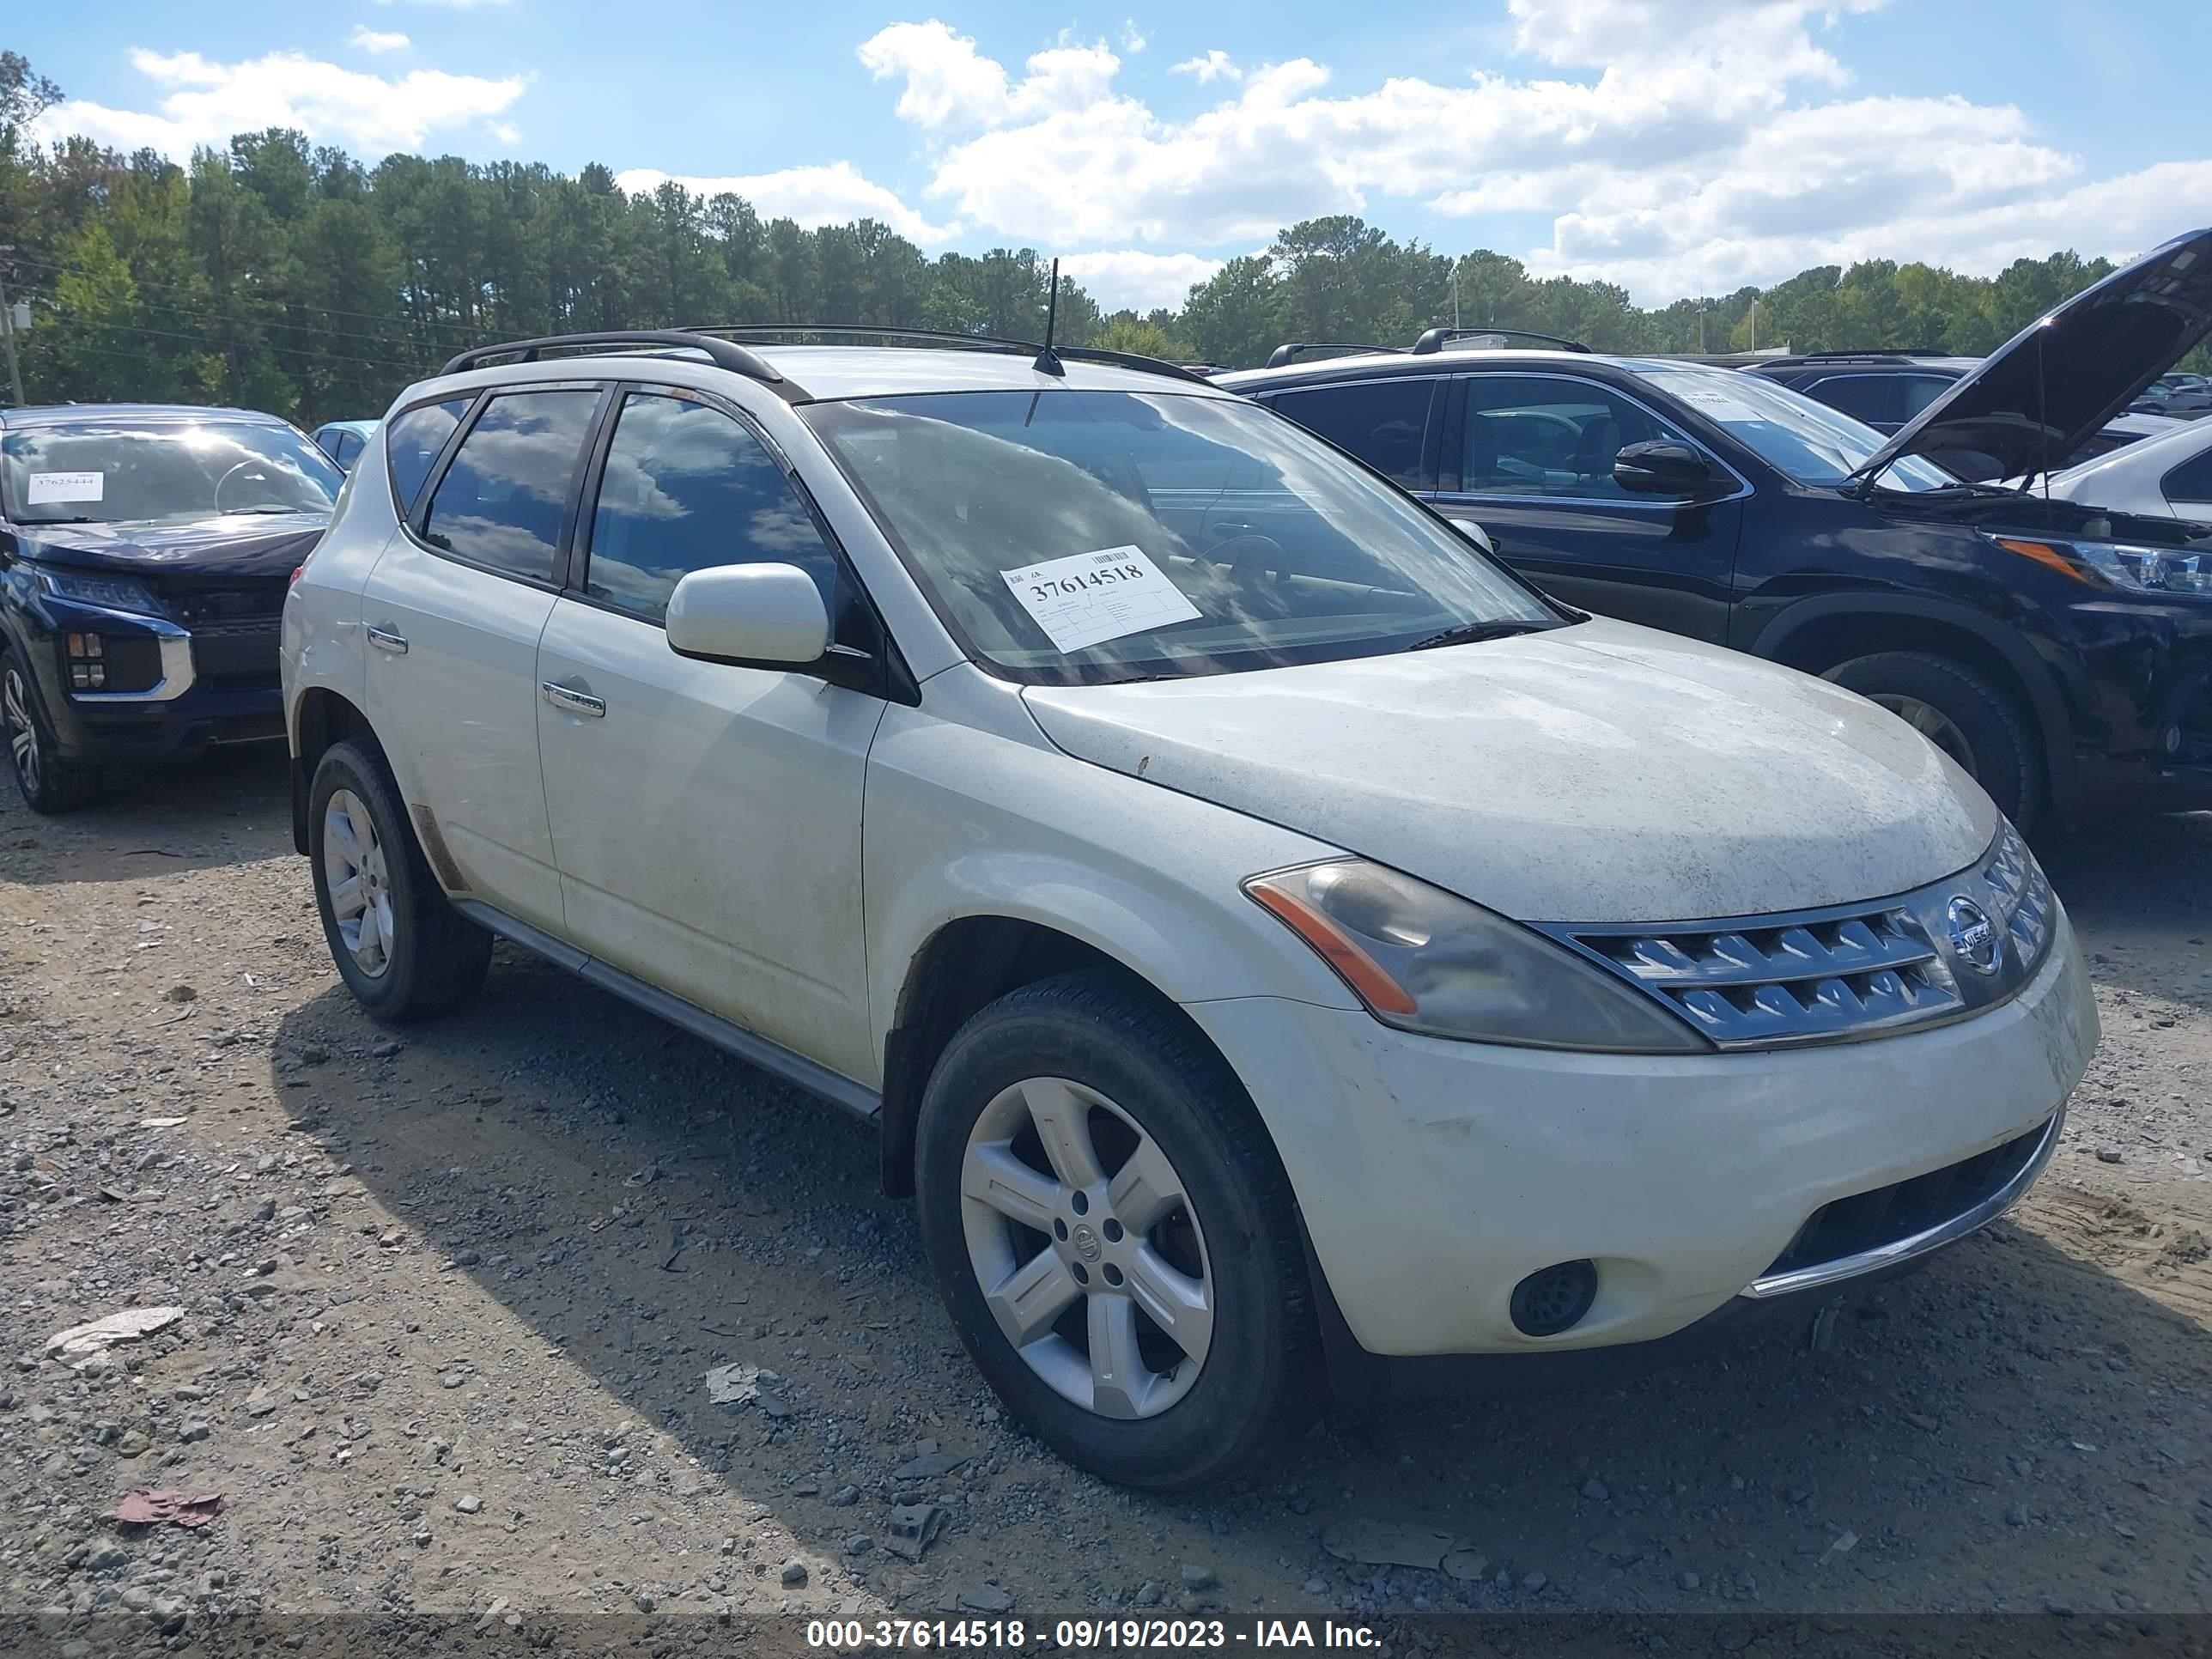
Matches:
[[5, 232, 2204, 1493], [1221, 231, 2212, 830]]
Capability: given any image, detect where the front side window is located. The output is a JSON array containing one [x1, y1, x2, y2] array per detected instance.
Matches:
[[1628, 364, 1958, 493], [420, 389, 600, 582], [802, 388, 1558, 686], [1896, 374, 1957, 420], [2164, 446, 2212, 505], [385, 399, 471, 517], [1460, 374, 1690, 499], [1264, 379, 1435, 486], [585, 392, 839, 623], [1803, 374, 1896, 424], [0, 421, 341, 526], [333, 430, 365, 470]]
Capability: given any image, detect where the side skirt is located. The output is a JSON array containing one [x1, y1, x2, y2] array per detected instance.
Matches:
[[451, 898, 883, 1124]]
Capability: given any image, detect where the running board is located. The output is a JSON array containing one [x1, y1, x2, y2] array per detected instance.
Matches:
[[451, 899, 882, 1123]]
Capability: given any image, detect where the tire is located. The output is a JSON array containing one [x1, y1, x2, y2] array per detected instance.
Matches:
[[914, 969, 1319, 1489], [307, 737, 491, 1022], [2, 648, 104, 814], [1824, 651, 2042, 831]]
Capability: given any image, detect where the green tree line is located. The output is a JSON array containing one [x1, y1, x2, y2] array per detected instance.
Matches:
[[2, 49, 2199, 426]]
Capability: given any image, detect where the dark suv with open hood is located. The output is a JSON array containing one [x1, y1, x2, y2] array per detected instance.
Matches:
[[1, 404, 341, 811], [1219, 229, 2212, 831]]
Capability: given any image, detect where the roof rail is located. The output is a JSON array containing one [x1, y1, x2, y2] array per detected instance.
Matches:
[[1410, 326, 1589, 355], [683, 323, 1217, 387], [439, 330, 788, 387], [1752, 350, 1951, 368], [1263, 342, 1405, 369]]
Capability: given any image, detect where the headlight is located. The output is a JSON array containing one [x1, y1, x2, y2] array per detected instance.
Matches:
[[1991, 535, 2212, 599], [1244, 860, 1710, 1052], [33, 566, 163, 616]]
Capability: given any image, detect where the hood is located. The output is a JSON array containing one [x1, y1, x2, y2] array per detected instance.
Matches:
[[1022, 619, 1996, 925], [1858, 227, 2212, 484], [13, 513, 328, 583]]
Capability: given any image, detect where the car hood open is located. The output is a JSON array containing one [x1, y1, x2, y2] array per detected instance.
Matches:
[[1021, 619, 1996, 925], [15, 513, 329, 581], [1859, 227, 2212, 484]]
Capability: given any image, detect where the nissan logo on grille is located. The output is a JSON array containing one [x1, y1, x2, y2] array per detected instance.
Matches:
[[1946, 896, 2001, 975]]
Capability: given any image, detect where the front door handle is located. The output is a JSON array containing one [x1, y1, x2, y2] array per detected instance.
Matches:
[[366, 625, 408, 655], [541, 680, 606, 719]]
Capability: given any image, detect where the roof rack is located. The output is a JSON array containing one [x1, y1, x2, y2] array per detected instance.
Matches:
[[682, 324, 1217, 387], [1411, 326, 1589, 355], [440, 330, 787, 386], [1264, 342, 1406, 368]]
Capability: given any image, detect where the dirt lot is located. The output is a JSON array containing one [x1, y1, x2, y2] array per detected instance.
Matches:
[[3, 749, 2210, 1632]]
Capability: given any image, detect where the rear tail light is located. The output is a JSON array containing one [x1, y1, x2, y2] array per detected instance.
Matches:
[[288, 564, 305, 591]]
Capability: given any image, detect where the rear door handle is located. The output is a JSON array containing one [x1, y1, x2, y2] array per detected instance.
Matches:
[[541, 681, 606, 719], [366, 625, 408, 655]]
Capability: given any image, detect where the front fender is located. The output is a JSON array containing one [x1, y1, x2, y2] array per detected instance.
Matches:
[[863, 702, 1359, 1074]]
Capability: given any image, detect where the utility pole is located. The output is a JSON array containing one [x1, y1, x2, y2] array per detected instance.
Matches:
[[0, 247, 24, 407], [1452, 265, 1462, 330], [1749, 297, 1759, 353]]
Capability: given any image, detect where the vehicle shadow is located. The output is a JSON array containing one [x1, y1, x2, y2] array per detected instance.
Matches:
[[270, 947, 2212, 1617], [0, 744, 291, 885], [2039, 808, 2212, 1006]]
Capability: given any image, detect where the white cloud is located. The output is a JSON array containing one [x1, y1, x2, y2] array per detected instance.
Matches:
[[856, 21, 1120, 131], [1170, 51, 1240, 84], [489, 120, 520, 144], [1121, 21, 1147, 53], [840, 0, 2212, 303], [1059, 250, 1224, 311], [348, 26, 411, 52], [614, 162, 957, 245], [374, 0, 512, 8], [35, 46, 524, 158]]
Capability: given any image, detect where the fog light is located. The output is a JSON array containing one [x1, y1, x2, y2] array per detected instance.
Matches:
[[1510, 1260, 1598, 1337]]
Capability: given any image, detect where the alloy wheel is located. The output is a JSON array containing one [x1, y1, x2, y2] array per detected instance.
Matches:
[[960, 1076, 1214, 1419], [3, 666, 40, 799], [323, 788, 396, 978], [1869, 692, 1978, 777]]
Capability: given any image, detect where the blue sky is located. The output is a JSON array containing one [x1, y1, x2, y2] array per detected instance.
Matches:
[[17, 1, 2212, 311]]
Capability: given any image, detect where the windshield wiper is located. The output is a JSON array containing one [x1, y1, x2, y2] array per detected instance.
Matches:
[[1407, 618, 1565, 652], [223, 504, 312, 515]]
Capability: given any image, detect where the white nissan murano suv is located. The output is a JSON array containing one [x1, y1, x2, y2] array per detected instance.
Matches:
[[282, 326, 2098, 1489]]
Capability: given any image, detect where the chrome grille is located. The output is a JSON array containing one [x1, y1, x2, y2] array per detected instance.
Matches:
[[1540, 822, 2057, 1049]]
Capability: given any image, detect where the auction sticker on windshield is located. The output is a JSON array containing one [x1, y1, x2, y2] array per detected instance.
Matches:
[[1001, 545, 1202, 653], [27, 471, 105, 504]]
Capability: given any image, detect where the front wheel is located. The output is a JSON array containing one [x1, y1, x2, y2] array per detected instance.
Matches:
[[1824, 651, 2042, 831], [308, 738, 490, 1022], [914, 971, 1318, 1489], [3, 651, 103, 814]]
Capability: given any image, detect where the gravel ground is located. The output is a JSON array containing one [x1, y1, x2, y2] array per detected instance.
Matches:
[[3, 748, 2209, 1633]]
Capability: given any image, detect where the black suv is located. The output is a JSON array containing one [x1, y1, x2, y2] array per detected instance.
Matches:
[[0, 404, 340, 811], [1218, 230, 2212, 830], [1748, 352, 2179, 460]]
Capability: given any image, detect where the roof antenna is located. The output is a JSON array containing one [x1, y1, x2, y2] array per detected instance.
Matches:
[[1033, 257, 1066, 377]]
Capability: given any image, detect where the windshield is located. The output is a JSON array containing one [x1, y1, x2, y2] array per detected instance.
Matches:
[[803, 389, 1559, 685], [1628, 365, 1959, 493], [1, 420, 342, 526]]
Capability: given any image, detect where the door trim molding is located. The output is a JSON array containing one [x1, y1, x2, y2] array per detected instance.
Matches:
[[452, 898, 883, 1123]]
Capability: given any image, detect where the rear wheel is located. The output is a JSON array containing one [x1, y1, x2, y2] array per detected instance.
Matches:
[[308, 738, 490, 1022], [2, 650, 104, 814], [1824, 651, 2042, 830], [914, 971, 1318, 1489]]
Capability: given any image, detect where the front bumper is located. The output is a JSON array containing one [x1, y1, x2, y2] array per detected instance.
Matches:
[[21, 597, 283, 764], [1184, 914, 2097, 1365], [2049, 596, 2212, 811]]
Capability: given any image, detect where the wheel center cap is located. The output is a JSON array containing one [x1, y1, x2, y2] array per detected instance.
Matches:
[[1070, 1223, 1102, 1264]]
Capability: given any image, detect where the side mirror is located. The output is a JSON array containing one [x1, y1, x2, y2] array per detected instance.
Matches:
[[665, 562, 830, 667], [1613, 440, 1722, 497], [1447, 517, 1497, 555]]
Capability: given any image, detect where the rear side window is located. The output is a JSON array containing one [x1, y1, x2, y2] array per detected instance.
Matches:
[[385, 399, 471, 516], [584, 392, 838, 622], [2164, 447, 2212, 505], [1803, 374, 1896, 424], [1896, 374, 1955, 420], [1265, 379, 1435, 487], [420, 389, 601, 583], [333, 430, 364, 468]]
